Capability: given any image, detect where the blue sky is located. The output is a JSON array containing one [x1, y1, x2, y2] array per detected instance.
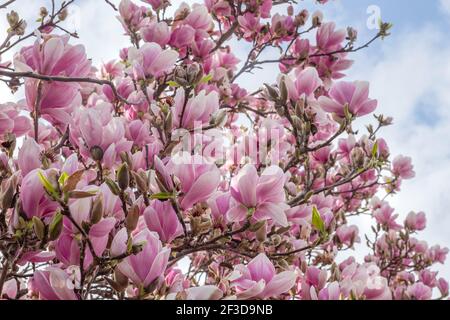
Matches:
[[1, 0, 449, 279]]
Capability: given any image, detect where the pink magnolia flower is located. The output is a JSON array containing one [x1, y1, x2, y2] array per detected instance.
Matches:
[[167, 154, 221, 210], [231, 253, 297, 299], [318, 81, 378, 117], [284, 67, 322, 101], [169, 25, 196, 48], [438, 278, 449, 297], [172, 88, 219, 129], [128, 42, 178, 79], [1, 279, 17, 299], [54, 190, 117, 265], [19, 169, 59, 220], [316, 22, 346, 51], [185, 5, 212, 31], [392, 155, 415, 179], [405, 211, 426, 231], [167, 285, 224, 300], [141, 21, 171, 46], [111, 228, 170, 288], [0, 102, 31, 139], [335, 225, 359, 247], [15, 35, 91, 126], [32, 267, 78, 300], [144, 200, 183, 243], [238, 13, 260, 39], [227, 164, 289, 227], [406, 282, 432, 300], [18, 138, 41, 177], [74, 105, 133, 167]]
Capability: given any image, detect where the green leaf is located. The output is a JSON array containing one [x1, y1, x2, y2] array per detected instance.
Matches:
[[58, 172, 69, 187], [37, 170, 58, 198], [48, 211, 63, 241], [371, 141, 379, 158], [149, 192, 173, 200], [200, 74, 213, 84], [166, 81, 180, 87], [312, 206, 325, 234]]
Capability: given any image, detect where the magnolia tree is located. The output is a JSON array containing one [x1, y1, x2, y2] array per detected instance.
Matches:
[[0, 0, 448, 301]]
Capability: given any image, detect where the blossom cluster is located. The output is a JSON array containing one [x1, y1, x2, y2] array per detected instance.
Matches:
[[0, 0, 447, 300]]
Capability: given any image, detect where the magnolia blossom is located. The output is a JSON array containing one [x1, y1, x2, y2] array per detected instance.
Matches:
[[128, 42, 178, 79], [144, 200, 183, 243], [318, 81, 378, 117], [32, 267, 78, 300], [227, 164, 289, 227], [231, 253, 297, 299], [15, 35, 91, 126], [0, 0, 447, 302], [111, 228, 170, 288]]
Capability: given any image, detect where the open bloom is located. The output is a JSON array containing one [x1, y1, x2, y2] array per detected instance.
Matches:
[[144, 200, 183, 243], [172, 88, 219, 129], [0, 102, 31, 139], [284, 67, 322, 101], [318, 81, 377, 117], [15, 35, 91, 127], [32, 267, 78, 300], [111, 228, 170, 288], [19, 169, 59, 220], [392, 155, 415, 179], [231, 253, 297, 299], [128, 42, 178, 79], [227, 164, 289, 227], [167, 154, 221, 210]]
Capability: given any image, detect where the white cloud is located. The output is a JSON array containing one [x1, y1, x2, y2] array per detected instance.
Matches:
[[348, 24, 450, 279]]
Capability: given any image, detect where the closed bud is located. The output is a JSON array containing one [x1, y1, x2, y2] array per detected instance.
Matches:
[[312, 11, 323, 27], [186, 62, 203, 84], [7, 10, 19, 27], [119, 152, 132, 168], [264, 84, 279, 101], [164, 111, 173, 133], [131, 171, 148, 194], [58, 8, 68, 21], [210, 109, 227, 127], [279, 77, 288, 104], [291, 116, 302, 130], [90, 146, 104, 161], [117, 163, 130, 190], [126, 205, 139, 232], [48, 211, 63, 241], [90, 194, 103, 224], [1, 177, 16, 210], [295, 98, 305, 117], [350, 147, 365, 168], [105, 178, 121, 196], [173, 66, 189, 86], [32, 216, 45, 241], [114, 268, 129, 292], [255, 220, 267, 242], [39, 7, 48, 17]]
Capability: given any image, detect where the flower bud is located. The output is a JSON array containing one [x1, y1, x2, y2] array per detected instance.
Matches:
[[39, 7, 48, 17], [90, 146, 104, 162], [186, 62, 203, 84], [48, 211, 63, 241], [105, 178, 121, 196], [350, 147, 365, 168], [117, 163, 130, 190], [6, 11, 19, 27], [255, 220, 267, 242], [126, 205, 139, 232], [58, 8, 68, 21], [32, 216, 45, 241], [90, 194, 103, 224]]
